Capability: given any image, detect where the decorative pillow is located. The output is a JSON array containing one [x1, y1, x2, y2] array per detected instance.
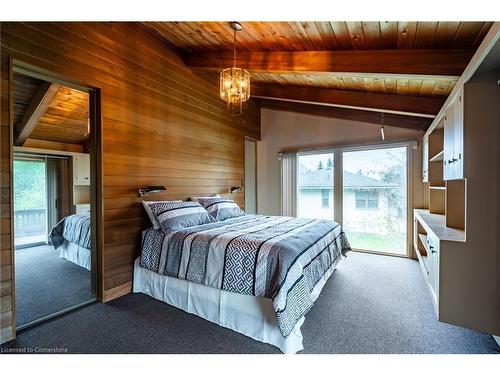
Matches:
[[147, 201, 214, 231], [198, 198, 244, 222], [189, 194, 221, 202], [142, 200, 182, 230]]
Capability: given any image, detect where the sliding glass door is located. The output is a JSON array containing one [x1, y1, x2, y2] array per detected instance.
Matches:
[[297, 152, 334, 220], [294, 144, 409, 256], [342, 146, 407, 255], [13, 158, 48, 248]]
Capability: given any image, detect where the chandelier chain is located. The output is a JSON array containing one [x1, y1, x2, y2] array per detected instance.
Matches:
[[233, 28, 237, 68]]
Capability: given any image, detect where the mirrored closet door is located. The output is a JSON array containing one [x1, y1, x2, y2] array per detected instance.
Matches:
[[12, 68, 97, 329]]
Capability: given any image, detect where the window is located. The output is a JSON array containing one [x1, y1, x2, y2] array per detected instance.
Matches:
[[321, 189, 330, 208], [355, 190, 379, 210], [297, 152, 334, 220]]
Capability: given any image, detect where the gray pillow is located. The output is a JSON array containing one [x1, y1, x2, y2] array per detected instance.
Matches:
[[142, 200, 182, 229], [147, 201, 214, 231], [198, 198, 244, 222]]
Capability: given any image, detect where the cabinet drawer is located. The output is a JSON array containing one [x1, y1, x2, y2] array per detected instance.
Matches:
[[426, 232, 440, 305]]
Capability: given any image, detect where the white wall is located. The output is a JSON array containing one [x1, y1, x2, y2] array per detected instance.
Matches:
[[256, 108, 425, 216]]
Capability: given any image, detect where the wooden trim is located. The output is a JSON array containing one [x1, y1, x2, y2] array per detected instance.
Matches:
[[22, 138, 84, 153], [90, 88, 104, 302], [258, 99, 431, 131], [102, 281, 132, 302], [184, 49, 474, 76], [253, 84, 444, 117], [14, 82, 60, 146]]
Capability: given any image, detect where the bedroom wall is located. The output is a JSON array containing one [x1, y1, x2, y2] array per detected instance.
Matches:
[[0, 22, 260, 343], [256, 108, 426, 248]]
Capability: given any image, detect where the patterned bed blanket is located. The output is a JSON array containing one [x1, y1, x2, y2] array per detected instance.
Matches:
[[49, 213, 91, 250], [139, 214, 351, 337]]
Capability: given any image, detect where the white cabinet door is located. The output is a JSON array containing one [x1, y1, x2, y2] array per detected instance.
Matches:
[[74, 155, 90, 185], [422, 134, 429, 182], [444, 90, 464, 181], [427, 232, 440, 306], [76, 204, 91, 214], [443, 101, 456, 180], [454, 88, 464, 179]]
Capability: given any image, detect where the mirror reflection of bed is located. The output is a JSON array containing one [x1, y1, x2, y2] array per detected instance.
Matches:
[[12, 70, 96, 329]]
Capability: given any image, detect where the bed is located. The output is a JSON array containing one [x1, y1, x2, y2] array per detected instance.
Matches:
[[133, 214, 351, 353], [49, 213, 91, 270]]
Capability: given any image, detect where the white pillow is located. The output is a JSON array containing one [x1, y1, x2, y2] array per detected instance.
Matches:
[[189, 194, 221, 202], [142, 200, 181, 229]]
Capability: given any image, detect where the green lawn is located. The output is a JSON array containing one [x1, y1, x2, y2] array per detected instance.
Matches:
[[346, 231, 406, 255]]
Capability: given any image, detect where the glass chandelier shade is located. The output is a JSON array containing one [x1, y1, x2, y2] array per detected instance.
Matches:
[[219, 22, 250, 115], [220, 67, 250, 115]]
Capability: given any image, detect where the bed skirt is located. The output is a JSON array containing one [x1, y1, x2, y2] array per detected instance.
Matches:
[[59, 239, 91, 270], [132, 256, 340, 354]]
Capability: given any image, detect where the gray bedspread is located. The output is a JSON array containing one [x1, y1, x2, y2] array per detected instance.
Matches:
[[139, 214, 351, 337], [49, 213, 91, 250]]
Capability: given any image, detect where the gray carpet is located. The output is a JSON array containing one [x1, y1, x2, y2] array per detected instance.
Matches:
[[15, 245, 94, 327], [3, 252, 499, 354]]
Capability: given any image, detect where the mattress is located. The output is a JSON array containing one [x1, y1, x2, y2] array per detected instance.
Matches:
[[49, 213, 91, 250], [133, 256, 341, 353], [139, 214, 351, 337], [59, 239, 91, 270]]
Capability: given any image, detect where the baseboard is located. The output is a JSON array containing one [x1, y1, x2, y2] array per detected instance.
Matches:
[[103, 281, 132, 302]]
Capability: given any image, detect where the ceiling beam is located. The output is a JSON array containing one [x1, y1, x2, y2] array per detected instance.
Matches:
[[184, 49, 474, 76], [252, 84, 444, 117], [14, 82, 60, 146], [257, 99, 431, 131]]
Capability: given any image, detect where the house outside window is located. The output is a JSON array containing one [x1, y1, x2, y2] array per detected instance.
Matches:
[[321, 189, 329, 208], [355, 190, 379, 210]]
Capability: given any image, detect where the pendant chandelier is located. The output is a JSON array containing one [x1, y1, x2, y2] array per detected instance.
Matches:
[[219, 22, 250, 115]]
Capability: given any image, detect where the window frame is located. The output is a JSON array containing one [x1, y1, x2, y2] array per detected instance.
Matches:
[[296, 141, 414, 259]]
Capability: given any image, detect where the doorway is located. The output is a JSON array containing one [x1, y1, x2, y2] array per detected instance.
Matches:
[[296, 143, 410, 257], [11, 65, 100, 330], [13, 157, 48, 248]]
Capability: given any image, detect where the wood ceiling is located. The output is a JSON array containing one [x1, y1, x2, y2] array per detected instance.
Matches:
[[143, 21, 493, 130], [13, 72, 89, 151], [144, 22, 491, 52]]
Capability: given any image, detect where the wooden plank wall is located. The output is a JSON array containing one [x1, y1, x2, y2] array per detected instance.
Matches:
[[0, 22, 260, 343]]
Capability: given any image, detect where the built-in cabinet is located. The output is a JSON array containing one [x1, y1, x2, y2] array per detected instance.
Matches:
[[73, 154, 90, 185], [72, 154, 90, 214], [414, 209, 463, 317], [415, 35, 500, 336]]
